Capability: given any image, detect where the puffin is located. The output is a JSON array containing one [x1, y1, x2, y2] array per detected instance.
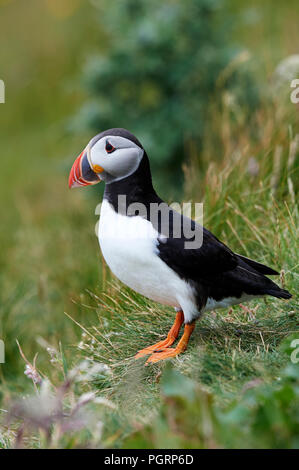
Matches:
[[69, 128, 292, 364]]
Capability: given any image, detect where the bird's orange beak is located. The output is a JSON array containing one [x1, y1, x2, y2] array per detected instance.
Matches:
[[69, 149, 103, 189]]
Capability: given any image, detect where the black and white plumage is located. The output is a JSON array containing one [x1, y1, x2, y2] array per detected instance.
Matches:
[[69, 128, 292, 362]]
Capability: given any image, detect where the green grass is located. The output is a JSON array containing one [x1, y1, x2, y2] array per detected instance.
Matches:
[[36, 98, 296, 448], [71, 126, 298, 446]]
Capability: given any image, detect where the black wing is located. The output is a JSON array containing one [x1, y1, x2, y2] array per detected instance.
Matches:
[[157, 208, 238, 279], [157, 207, 291, 301]]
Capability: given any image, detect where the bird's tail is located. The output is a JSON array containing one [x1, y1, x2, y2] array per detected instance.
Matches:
[[234, 258, 292, 300], [237, 254, 279, 275], [266, 287, 292, 299]]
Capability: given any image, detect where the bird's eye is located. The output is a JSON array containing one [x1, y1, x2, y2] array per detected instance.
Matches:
[[105, 141, 115, 154]]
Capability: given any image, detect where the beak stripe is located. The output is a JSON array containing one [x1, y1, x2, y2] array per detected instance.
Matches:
[[69, 146, 103, 189]]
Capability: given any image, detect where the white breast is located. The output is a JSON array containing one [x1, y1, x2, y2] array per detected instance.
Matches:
[[97, 200, 199, 322]]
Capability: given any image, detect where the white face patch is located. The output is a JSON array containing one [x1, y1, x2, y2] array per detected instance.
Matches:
[[89, 135, 144, 183]]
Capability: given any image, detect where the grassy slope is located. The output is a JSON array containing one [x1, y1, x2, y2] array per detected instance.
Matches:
[[0, 0, 298, 448], [77, 107, 298, 446]]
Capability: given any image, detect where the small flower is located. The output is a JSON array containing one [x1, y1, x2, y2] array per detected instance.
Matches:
[[16, 340, 42, 387], [24, 364, 42, 385]]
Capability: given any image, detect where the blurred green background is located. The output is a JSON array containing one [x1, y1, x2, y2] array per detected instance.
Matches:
[[0, 0, 298, 448], [0, 0, 103, 388]]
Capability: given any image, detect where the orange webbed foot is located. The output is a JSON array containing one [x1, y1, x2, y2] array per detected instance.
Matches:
[[146, 347, 180, 363], [135, 339, 175, 359], [145, 322, 195, 364], [134, 310, 184, 359]]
